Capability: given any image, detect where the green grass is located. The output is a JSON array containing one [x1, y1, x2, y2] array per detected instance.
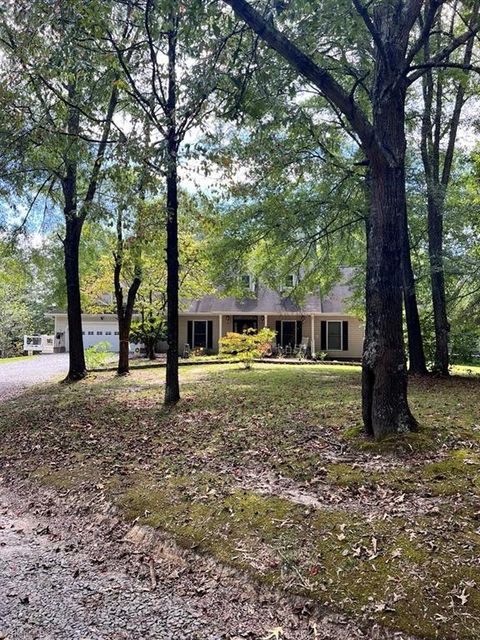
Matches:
[[451, 363, 480, 377], [0, 354, 36, 364], [0, 362, 479, 639]]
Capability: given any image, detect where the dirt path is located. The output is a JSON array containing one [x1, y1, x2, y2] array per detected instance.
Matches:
[[0, 481, 396, 640]]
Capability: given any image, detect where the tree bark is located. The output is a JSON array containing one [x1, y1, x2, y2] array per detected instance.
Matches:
[[361, 4, 417, 438], [62, 83, 86, 381], [427, 192, 450, 375], [164, 16, 180, 405], [164, 131, 180, 403], [400, 203, 428, 375], [64, 216, 86, 380], [363, 156, 417, 436], [115, 283, 141, 375]]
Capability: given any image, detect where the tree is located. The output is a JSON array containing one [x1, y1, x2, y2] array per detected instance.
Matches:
[[114, 207, 142, 374], [220, 0, 479, 438], [107, 0, 243, 403], [419, 2, 479, 375], [0, 0, 124, 380], [0, 237, 53, 356]]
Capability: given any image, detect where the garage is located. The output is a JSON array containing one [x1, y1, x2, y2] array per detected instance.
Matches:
[[48, 313, 125, 353], [82, 322, 120, 351]]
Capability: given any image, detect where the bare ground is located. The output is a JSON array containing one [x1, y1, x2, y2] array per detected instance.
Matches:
[[0, 478, 408, 640]]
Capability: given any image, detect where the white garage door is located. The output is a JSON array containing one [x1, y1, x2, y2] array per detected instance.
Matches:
[[83, 323, 120, 351]]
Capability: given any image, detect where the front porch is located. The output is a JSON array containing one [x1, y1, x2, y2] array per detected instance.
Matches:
[[178, 312, 363, 360]]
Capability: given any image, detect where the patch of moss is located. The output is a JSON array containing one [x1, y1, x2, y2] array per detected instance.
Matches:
[[118, 474, 480, 639], [421, 449, 480, 496], [326, 463, 372, 487], [32, 462, 101, 491], [344, 425, 437, 453], [32, 466, 78, 490]]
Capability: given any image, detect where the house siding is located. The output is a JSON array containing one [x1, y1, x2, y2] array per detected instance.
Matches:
[[314, 315, 364, 359], [265, 315, 313, 342], [177, 313, 363, 359], [179, 315, 220, 354]]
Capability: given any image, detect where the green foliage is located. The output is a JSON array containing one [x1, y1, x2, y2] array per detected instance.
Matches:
[[219, 327, 276, 369], [450, 331, 480, 365], [84, 341, 112, 369], [0, 238, 53, 356], [130, 317, 167, 352]]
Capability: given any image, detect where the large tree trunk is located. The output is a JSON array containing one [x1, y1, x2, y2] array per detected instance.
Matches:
[[363, 157, 417, 437], [164, 132, 180, 403], [362, 5, 417, 438], [401, 204, 428, 375], [114, 265, 141, 376], [428, 193, 449, 375], [164, 17, 180, 405], [64, 216, 86, 380]]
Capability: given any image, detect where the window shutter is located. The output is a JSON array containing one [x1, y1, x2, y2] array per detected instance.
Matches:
[[275, 321, 282, 345], [187, 321, 193, 347], [296, 320, 302, 345], [342, 321, 349, 351], [320, 321, 327, 350], [207, 320, 213, 349]]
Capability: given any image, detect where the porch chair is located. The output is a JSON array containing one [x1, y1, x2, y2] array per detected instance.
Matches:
[[295, 337, 310, 360], [182, 343, 191, 359]]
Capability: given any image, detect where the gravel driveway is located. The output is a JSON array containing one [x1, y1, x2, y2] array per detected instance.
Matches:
[[0, 354, 69, 400], [0, 483, 377, 640]]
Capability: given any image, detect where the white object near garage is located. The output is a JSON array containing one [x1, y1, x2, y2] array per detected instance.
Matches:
[[47, 313, 136, 353], [23, 334, 55, 354]]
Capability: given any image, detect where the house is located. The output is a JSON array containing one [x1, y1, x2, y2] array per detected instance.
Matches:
[[179, 272, 364, 360], [48, 271, 364, 359]]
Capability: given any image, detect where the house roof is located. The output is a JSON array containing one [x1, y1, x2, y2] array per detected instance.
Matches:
[[47, 270, 357, 318], [183, 269, 356, 315]]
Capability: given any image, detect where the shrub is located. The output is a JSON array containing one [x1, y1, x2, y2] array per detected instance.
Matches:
[[85, 341, 112, 369], [219, 328, 276, 369]]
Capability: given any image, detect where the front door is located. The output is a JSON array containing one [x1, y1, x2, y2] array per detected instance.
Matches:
[[233, 316, 258, 334], [281, 321, 296, 348]]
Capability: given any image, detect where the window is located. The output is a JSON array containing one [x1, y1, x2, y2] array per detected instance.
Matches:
[[327, 321, 342, 350], [241, 274, 252, 290], [97, 331, 103, 336], [88, 331, 94, 336], [105, 331, 112, 336], [193, 320, 208, 348], [114, 331, 119, 336], [276, 320, 302, 348], [284, 274, 295, 288], [187, 320, 213, 350], [82, 331, 85, 335]]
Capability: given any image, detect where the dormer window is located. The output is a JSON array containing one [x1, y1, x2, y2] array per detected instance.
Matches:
[[284, 274, 296, 288], [241, 274, 254, 291]]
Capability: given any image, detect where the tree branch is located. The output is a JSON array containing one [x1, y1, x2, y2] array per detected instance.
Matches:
[[351, 0, 387, 65], [408, 25, 480, 83], [221, 0, 375, 150], [404, 0, 444, 69]]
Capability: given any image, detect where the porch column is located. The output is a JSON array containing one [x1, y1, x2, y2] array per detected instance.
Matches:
[[310, 314, 315, 355], [264, 314, 268, 328], [219, 314, 223, 341]]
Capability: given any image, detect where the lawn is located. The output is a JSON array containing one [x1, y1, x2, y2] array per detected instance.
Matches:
[[0, 363, 479, 639]]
